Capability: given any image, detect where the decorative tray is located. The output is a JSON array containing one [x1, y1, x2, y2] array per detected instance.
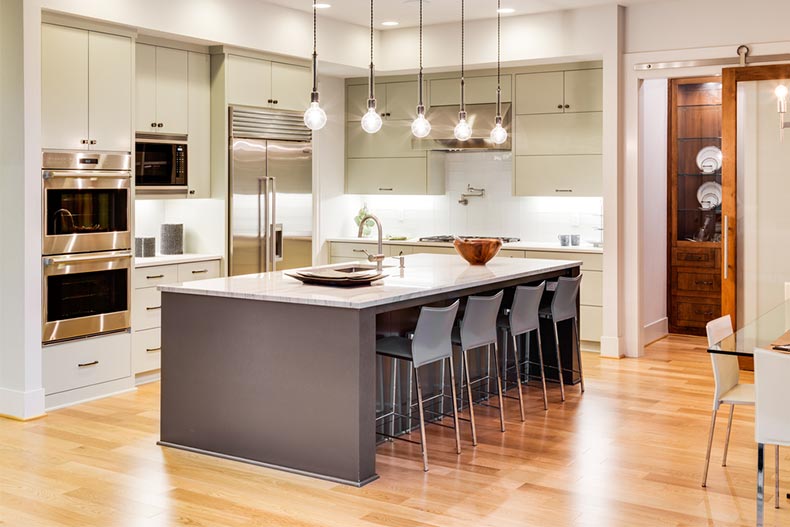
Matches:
[[285, 269, 386, 288]]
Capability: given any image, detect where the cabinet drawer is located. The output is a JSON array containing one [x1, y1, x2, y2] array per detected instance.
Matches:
[[672, 247, 719, 269], [331, 242, 379, 258], [676, 271, 721, 294], [580, 270, 602, 307], [132, 328, 161, 374], [413, 246, 457, 255], [177, 260, 220, 282], [524, 251, 602, 271], [133, 287, 161, 331], [499, 249, 526, 258], [134, 265, 178, 289], [44, 332, 131, 395], [676, 300, 721, 323], [580, 305, 602, 342]]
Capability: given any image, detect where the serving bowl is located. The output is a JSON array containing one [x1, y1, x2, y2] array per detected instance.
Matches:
[[453, 237, 503, 265]]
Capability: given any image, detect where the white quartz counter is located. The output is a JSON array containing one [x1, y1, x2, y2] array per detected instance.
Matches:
[[160, 253, 581, 309], [135, 253, 223, 268], [326, 237, 603, 254]]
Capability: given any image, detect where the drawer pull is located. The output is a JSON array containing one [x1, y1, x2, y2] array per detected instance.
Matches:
[[78, 360, 99, 368], [146, 347, 162, 353], [146, 274, 165, 279], [555, 189, 573, 193], [694, 309, 714, 316], [378, 187, 393, 191], [146, 306, 162, 311], [191, 269, 209, 274], [683, 255, 704, 261], [695, 280, 714, 286], [352, 249, 367, 253]]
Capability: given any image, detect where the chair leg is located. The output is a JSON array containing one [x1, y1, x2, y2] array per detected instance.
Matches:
[[414, 367, 429, 472], [390, 358, 398, 439], [492, 343, 506, 432], [535, 329, 549, 411], [758, 442, 765, 527], [462, 349, 478, 447], [776, 445, 780, 509], [573, 317, 585, 393], [447, 357, 462, 455], [511, 332, 526, 422], [722, 404, 735, 466], [553, 322, 566, 402], [701, 408, 718, 487]]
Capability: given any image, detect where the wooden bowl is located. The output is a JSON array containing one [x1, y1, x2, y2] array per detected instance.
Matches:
[[453, 238, 503, 265]]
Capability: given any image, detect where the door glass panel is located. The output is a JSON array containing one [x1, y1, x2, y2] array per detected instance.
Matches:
[[45, 189, 128, 236], [47, 269, 128, 321], [736, 80, 790, 325]]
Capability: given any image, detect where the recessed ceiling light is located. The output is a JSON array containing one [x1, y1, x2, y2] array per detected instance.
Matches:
[[497, 7, 515, 14], [313, 3, 331, 8], [381, 21, 400, 26]]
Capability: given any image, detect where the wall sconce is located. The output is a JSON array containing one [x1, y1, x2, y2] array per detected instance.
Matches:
[[776, 84, 788, 142]]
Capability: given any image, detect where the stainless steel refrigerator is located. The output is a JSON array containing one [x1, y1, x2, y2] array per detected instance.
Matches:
[[228, 106, 313, 276]]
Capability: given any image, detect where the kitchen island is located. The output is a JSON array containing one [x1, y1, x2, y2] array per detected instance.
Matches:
[[158, 253, 581, 486]]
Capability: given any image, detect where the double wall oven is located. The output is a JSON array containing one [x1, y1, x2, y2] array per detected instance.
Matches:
[[42, 151, 132, 343]]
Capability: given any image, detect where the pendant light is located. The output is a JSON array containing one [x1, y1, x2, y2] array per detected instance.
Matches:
[[411, 0, 431, 138], [303, 1, 327, 130], [489, 0, 507, 145], [361, 0, 383, 134], [453, 0, 472, 141]]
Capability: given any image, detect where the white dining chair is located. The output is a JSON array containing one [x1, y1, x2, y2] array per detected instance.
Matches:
[[754, 348, 790, 526], [701, 314, 755, 488]]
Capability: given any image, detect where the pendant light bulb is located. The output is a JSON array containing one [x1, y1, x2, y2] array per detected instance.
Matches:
[[361, 106, 383, 134], [304, 100, 327, 131], [490, 119, 507, 145], [454, 113, 472, 141], [412, 108, 431, 138]]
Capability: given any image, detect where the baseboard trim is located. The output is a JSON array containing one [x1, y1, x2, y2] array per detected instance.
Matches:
[[600, 335, 624, 358], [45, 377, 136, 411], [0, 386, 46, 420], [643, 317, 669, 346], [135, 370, 161, 386]]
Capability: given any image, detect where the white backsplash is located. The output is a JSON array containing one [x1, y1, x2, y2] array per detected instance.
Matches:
[[337, 151, 603, 243], [134, 198, 225, 255]]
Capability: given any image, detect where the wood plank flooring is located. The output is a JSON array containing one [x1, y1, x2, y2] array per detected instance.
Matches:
[[1, 334, 788, 526]]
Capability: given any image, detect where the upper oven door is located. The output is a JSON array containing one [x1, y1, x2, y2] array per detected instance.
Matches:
[[135, 136, 188, 190], [42, 169, 132, 255]]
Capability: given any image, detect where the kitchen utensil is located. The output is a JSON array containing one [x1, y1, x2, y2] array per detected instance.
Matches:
[[453, 237, 503, 265], [696, 146, 723, 174], [696, 181, 722, 210], [558, 234, 571, 247]]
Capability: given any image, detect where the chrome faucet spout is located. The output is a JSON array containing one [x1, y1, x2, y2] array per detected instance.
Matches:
[[357, 214, 385, 272]]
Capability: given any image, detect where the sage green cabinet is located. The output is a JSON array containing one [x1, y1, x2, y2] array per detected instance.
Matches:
[[347, 120, 423, 158], [135, 44, 189, 135], [514, 155, 602, 197], [187, 52, 211, 198], [515, 113, 602, 156], [346, 158, 428, 195], [516, 69, 602, 114], [227, 54, 310, 111], [429, 75, 511, 107], [270, 62, 311, 112], [346, 81, 418, 121]]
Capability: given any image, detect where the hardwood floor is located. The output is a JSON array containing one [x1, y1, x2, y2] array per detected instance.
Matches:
[[1, 335, 787, 526]]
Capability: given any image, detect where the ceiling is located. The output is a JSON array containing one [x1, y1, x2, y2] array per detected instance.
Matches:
[[265, 0, 655, 29]]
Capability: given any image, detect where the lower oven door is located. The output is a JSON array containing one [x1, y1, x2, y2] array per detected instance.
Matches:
[[42, 251, 132, 343]]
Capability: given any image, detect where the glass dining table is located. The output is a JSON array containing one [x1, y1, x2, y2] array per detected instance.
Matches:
[[707, 299, 790, 356]]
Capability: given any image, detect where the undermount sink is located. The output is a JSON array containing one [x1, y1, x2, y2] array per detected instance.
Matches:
[[333, 264, 393, 273]]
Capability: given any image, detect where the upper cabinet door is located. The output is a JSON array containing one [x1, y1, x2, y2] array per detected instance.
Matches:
[[135, 43, 157, 133], [428, 75, 510, 107], [270, 62, 310, 111], [88, 31, 132, 152], [155, 47, 189, 134], [564, 69, 603, 113], [41, 24, 89, 150], [187, 52, 211, 199], [515, 71, 564, 115], [227, 54, 271, 108], [383, 81, 418, 120], [346, 83, 385, 121]]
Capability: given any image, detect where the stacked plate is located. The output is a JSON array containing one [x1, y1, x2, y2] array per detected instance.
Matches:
[[285, 269, 386, 287]]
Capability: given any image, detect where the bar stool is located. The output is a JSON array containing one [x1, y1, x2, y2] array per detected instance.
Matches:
[[538, 275, 583, 402], [375, 300, 461, 472], [452, 290, 505, 445], [498, 282, 549, 418]]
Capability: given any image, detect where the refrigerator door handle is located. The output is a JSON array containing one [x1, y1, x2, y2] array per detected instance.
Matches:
[[259, 176, 270, 273], [269, 177, 277, 271]]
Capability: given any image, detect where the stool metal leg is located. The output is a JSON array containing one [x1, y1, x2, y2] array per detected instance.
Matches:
[[573, 316, 585, 393], [758, 442, 765, 527], [462, 349, 478, 446], [701, 408, 717, 487], [511, 332, 526, 422], [390, 357, 398, 439], [414, 367, 429, 472], [776, 445, 780, 509], [492, 343, 506, 432], [447, 357, 462, 455], [535, 329, 549, 411], [553, 321, 566, 402]]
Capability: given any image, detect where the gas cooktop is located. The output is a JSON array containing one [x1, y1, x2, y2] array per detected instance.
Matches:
[[418, 235, 521, 243]]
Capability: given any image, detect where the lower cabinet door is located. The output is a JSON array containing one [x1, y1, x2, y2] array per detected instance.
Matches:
[[132, 287, 162, 330], [132, 328, 161, 374], [43, 332, 131, 395], [580, 305, 602, 342]]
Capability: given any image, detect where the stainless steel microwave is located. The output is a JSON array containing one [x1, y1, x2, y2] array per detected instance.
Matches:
[[135, 134, 188, 192]]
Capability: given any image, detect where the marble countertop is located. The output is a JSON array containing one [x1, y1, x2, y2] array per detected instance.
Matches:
[[160, 253, 581, 309], [326, 237, 603, 254], [135, 253, 223, 268]]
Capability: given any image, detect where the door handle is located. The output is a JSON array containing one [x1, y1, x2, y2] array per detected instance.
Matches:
[[270, 177, 277, 271], [723, 215, 729, 280], [695, 280, 714, 287]]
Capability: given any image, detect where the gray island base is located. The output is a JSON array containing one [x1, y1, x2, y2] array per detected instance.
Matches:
[[158, 254, 581, 486]]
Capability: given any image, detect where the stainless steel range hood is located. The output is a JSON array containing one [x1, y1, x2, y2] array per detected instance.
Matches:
[[412, 102, 512, 151]]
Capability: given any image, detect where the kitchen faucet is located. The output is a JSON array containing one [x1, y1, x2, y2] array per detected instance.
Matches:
[[357, 214, 386, 272]]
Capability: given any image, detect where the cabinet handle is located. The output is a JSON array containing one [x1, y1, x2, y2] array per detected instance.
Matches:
[[378, 187, 393, 191], [683, 255, 704, 261], [555, 189, 573, 193], [694, 309, 714, 316], [78, 360, 99, 368], [157, 123, 163, 128], [146, 274, 165, 279], [146, 305, 162, 311], [695, 280, 714, 287], [267, 99, 273, 104], [191, 269, 208, 274], [564, 104, 570, 109], [89, 140, 97, 145], [81, 139, 89, 145], [557, 104, 563, 109], [151, 122, 157, 128], [145, 347, 162, 353], [188, 189, 196, 195], [352, 249, 367, 253]]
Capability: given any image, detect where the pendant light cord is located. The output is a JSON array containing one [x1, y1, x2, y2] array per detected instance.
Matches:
[[369, 0, 375, 101], [460, 0, 465, 113], [311, 2, 318, 95], [496, 0, 501, 117], [418, 0, 424, 108]]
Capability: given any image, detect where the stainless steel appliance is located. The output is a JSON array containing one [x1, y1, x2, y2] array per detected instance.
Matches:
[[228, 106, 312, 276], [42, 151, 132, 256], [411, 103, 512, 151], [134, 134, 188, 193], [42, 250, 132, 343]]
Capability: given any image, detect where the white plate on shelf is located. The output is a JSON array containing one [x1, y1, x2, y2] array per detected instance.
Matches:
[[697, 181, 722, 210], [696, 146, 722, 174]]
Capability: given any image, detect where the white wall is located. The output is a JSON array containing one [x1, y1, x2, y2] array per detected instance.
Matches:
[[135, 199, 226, 256], [639, 79, 668, 344]]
